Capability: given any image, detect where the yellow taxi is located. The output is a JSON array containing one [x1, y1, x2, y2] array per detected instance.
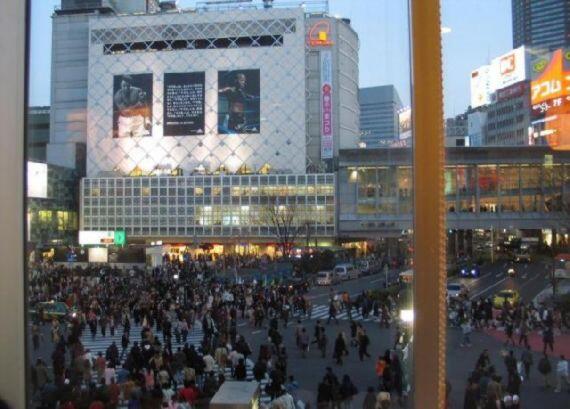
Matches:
[[492, 289, 521, 309]]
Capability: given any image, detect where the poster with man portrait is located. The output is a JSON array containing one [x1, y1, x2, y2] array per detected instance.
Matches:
[[218, 69, 260, 134], [113, 73, 153, 138]]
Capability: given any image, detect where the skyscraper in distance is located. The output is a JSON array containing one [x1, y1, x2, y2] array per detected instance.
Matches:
[[512, 0, 570, 50]]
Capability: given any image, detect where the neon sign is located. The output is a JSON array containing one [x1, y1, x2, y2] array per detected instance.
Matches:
[[308, 21, 334, 47]]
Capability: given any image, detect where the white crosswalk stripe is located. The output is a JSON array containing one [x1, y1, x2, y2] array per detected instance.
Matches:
[[306, 304, 380, 322], [80, 323, 272, 405]]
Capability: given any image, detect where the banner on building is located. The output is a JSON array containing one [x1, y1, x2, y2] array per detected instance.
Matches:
[[320, 50, 333, 159], [163, 72, 205, 136], [113, 73, 153, 138], [218, 70, 260, 134]]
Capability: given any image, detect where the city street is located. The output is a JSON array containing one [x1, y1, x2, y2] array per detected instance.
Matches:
[[28, 262, 569, 408]]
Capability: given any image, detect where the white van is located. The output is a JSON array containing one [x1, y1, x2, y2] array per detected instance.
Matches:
[[316, 271, 338, 286], [334, 264, 361, 281]]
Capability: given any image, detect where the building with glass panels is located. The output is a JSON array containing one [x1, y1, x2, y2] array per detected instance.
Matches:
[[512, 0, 570, 50], [81, 173, 335, 253], [338, 147, 570, 240]]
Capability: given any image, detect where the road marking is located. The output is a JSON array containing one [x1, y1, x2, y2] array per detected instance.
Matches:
[[471, 278, 507, 299], [495, 273, 502, 278], [238, 323, 247, 327], [251, 330, 262, 335], [522, 274, 528, 280], [370, 278, 383, 284]]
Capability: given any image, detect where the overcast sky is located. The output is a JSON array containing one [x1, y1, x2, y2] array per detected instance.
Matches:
[[29, 0, 512, 118]]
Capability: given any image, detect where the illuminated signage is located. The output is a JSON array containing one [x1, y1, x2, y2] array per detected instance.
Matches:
[[308, 21, 334, 47], [470, 65, 494, 108], [530, 48, 570, 150], [79, 230, 116, 245], [492, 46, 528, 90], [27, 162, 48, 198], [320, 50, 333, 159]]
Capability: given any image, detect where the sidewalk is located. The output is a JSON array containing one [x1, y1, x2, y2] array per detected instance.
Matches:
[[483, 327, 570, 357]]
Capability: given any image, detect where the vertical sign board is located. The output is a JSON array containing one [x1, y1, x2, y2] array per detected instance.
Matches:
[[320, 50, 333, 159]]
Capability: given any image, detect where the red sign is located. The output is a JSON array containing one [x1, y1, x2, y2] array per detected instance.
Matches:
[[496, 81, 528, 102]]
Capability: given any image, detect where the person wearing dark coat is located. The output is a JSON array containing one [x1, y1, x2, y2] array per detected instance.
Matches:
[[333, 333, 348, 365], [463, 377, 479, 409]]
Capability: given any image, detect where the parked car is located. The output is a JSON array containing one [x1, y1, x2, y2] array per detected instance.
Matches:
[[30, 301, 76, 322], [446, 283, 467, 300], [493, 289, 520, 308], [333, 263, 361, 281], [316, 271, 338, 286]]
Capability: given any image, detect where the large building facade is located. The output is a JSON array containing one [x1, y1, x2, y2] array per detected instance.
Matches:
[[358, 85, 402, 148], [48, 1, 359, 254], [512, 0, 570, 50]]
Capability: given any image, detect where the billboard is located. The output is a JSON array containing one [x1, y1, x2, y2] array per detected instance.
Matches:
[[27, 161, 48, 198], [491, 46, 528, 90], [398, 108, 412, 141], [530, 48, 570, 150], [496, 81, 528, 102], [320, 50, 333, 159], [470, 47, 528, 108], [470, 65, 493, 108], [218, 70, 260, 134], [113, 73, 153, 138], [163, 72, 205, 136]]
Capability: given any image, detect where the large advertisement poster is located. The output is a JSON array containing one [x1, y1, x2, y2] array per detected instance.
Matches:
[[530, 48, 570, 150], [113, 74, 153, 138], [163, 72, 205, 136], [491, 46, 527, 90], [320, 50, 333, 159], [398, 108, 412, 141], [218, 70, 260, 134], [470, 65, 493, 108]]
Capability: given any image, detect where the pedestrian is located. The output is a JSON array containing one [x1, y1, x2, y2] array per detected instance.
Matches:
[[538, 353, 553, 389], [460, 319, 472, 348], [518, 320, 529, 348], [333, 332, 348, 365], [328, 300, 338, 325], [339, 374, 358, 409], [362, 386, 376, 409], [318, 330, 328, 359], [520, 346, 533, 381], [299, 328, 310, 358], [463, 377, 479, 409], [554, 354, 568, 393], [358, 329, 371, 360], [542, 326, 554, 354]]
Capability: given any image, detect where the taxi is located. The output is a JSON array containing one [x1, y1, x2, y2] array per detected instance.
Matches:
[[492, 289, 521, 309]]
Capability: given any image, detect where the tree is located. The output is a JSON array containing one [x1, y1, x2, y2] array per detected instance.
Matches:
[[259, 200, 305, 257]]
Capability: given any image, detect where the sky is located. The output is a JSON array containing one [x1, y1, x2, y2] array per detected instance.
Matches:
[[29, 0, 513, 118]]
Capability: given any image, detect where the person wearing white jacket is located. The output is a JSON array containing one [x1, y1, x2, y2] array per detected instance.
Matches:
[[554, 354, 569, 393]]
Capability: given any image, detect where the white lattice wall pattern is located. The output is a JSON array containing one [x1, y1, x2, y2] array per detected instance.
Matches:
[[87, 8, 307, 177]]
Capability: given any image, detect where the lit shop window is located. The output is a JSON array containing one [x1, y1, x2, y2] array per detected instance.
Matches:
[[38, 210, 52, 223]]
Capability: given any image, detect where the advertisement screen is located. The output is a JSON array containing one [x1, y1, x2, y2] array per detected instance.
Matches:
[[398, 108, 412, 140], [218, 70, 260, 134], [530, 48, 570, 150], [113, 73, 153, 138], [27, 161, 48, 198], [163, 72, 205, 136], [470, 65, 493, 108], [491, 46, 527, 90]]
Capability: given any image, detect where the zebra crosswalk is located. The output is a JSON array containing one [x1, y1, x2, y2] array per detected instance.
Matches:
[[80, 322, 272, 405], [306, 304, 381, 322], [80, 322, 203, 359]]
